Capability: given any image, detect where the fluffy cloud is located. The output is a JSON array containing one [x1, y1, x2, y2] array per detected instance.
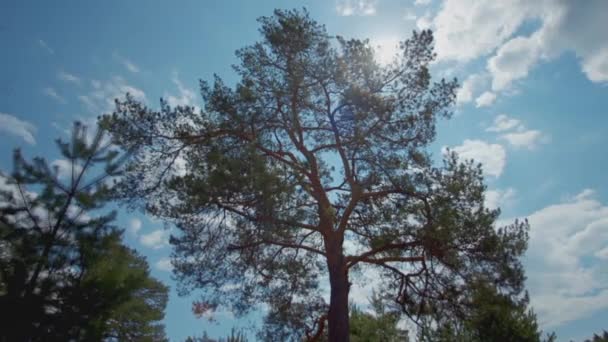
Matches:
[[581, 47, 608, 83], [487, 0, 608, 90], [456, 73, 487, 105], [487, 114, 548, 149], [475, 91, 496, 108], [500, 129, 544, 149], [139, 229, 170, 249], [79, 76, 146, 114], [57, 71, 81, 85], [0, 112, 37, 145], [488, 35, 542, 91], [432, 0, 540, 62], [155, 257, 173, 272], [485, 187, 516, 210], [128, 218, 142, 236], [432, 0, 608, 94], [446, 139, 506, 178], [414, 0, 431, 6], [486, 114, 521, 132], [522, 189, 608, 327], [336, 0, 377, 16]]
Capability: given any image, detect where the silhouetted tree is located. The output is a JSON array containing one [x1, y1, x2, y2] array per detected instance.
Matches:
[[185, 328, 248, 342], [102, 9, 529, 341], [0, 122, 168, 341], [582, 331, 608, 342]]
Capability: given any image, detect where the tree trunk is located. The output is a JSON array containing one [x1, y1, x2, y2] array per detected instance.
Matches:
[[327, 238, 350, 342]]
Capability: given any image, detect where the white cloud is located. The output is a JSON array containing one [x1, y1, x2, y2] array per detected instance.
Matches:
[[155, 257, 173, 272], [164, 71, 198, 109], [581, 47, 608, 83], [38, 39, 54, 54], [475, 91, 496, 107], [488, 34, 542, 91], [79, 75, 146, 114], [432, 1, 608, 91], [500, 129, 544, 149], [486, 0, 608, 90], [486, 114, 521, 132], [0, 112, 37, 145], [456, 73, 487, 105], [404, 10, 417, 21], [43, 87, 66, 104], [113, 52, 140, 73], [485, 187, 516, 210], [336, 0, 377, 16], [139, 229, 170, 249], [486, 114, 548, 149], [128, 218, 142, 236], [415, 12, 433, 30], [414, 0, 431, 6], [432, 0, 540, 62], [51, 159, 83, 180], [522, 189, 608, 328], [57, 71, 81, 85], [447, 139, 506, 178]]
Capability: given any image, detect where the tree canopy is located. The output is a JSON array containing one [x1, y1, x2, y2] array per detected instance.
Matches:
[[102, 8, 530, 341], [0, 122, 168, 341]]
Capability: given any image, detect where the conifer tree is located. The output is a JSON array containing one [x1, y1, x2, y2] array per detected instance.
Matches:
[[0, 122, 168, 341], [103, 9, 530, 341]]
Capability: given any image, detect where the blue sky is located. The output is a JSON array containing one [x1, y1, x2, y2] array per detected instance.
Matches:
[[1, 0, 607, 341]]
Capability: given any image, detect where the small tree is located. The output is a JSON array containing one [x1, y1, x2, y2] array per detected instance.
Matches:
[[418, 281, 554, 342], [350, 293, 407, 342], [103, 9, 530, 341], [94, 242, 169, 341], [185, 328, 248, 342], [0, 122, 168, 341], [583, 331, 608, 342]]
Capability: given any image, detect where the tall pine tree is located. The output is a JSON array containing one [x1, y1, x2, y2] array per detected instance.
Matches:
[[103, 9, 530, 341]]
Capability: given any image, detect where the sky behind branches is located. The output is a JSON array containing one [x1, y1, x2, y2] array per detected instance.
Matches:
[[1, 1, 607, 341]]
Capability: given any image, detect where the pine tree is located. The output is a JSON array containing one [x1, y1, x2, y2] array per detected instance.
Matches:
[[102, 9, 530, 341], [0, 122, 168, 341]]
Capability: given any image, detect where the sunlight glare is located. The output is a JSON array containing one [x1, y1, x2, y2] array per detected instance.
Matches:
[[371, 36, 401, 65]]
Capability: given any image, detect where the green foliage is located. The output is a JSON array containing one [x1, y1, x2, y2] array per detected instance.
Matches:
[[418, 281, 555, 342], [102, 8, 529, 341], [349, 293, 408, 342], [582, 331, 608, 342], [0, 122, 168, 341], [90, 241, 169, 341]]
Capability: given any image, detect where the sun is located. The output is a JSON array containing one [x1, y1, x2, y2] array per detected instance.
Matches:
[[371, 36, 401, 65]]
